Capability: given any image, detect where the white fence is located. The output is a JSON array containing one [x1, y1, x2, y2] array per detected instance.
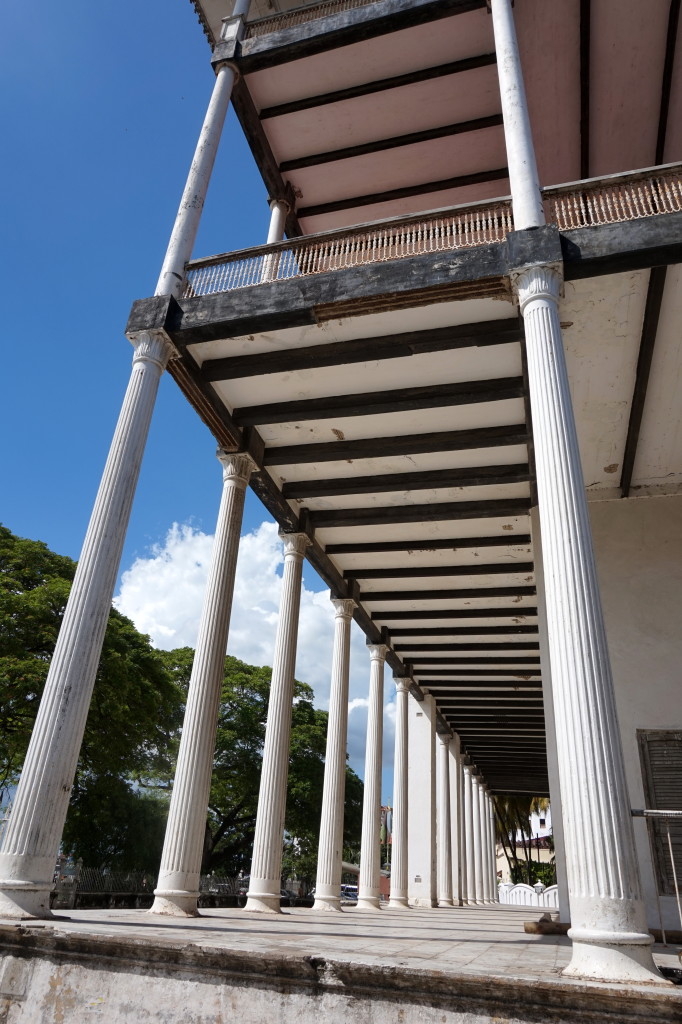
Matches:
[[498, 882, 559, 908]]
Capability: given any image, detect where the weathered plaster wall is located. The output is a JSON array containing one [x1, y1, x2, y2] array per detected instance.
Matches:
[[590, 493, 682, 931]]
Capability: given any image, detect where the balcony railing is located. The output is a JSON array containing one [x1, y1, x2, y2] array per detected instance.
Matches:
[[183, 164, 682, 299], [244, 0, 377, 39]]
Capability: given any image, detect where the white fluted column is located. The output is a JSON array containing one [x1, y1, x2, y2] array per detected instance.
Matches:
[[488, 793, 499, 902], [388, 677, 410, 908], [472, 773, 485, 905], [407, 692, 436, 907], [261, 197, 290, 282], [358, 644, 387, 911], [448, 734, 463, 904], [0, 331, 172, 919], [480, 787, 493, 904], [462, 761, 476, 905], [437, 733, 454, 907], [518, 266, 664, 983], [245, 532, 310, 913], [313, 598, 356, 912], [459, 754, 468, 903], [151, 451, 254, 916]]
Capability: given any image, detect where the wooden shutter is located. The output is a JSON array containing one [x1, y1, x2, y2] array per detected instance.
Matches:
[[638, 730, 682, 896]]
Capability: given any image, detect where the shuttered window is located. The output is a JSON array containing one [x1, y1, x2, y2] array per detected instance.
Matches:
[[638, 730, 682, 896]]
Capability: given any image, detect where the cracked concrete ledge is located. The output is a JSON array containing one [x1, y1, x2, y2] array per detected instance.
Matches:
[[0, 925, 681, 1024]]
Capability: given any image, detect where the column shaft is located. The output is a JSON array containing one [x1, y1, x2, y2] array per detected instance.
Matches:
[[448, 734, 463, 904], [313, 599, 356, 912], [463, 763, 476, 905], [481, 788, 493, 903], [0, 332, 172, 919], [388, 678, 410, 908], [151, 452, 253, 916], [459, 756, 468, 903], [489, 795, 499, 902], [261, 198, 290, 282], [358, 645, 387, 910], [245, 533, 309, 912], [472, 774, 485, 905], [407, 692, 436, 907], [437, 734, 454, 907]]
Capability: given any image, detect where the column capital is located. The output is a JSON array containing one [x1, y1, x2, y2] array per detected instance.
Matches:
[[279, 532, 311, 560], [331, 597, 355, 621], [513, 264, 562, 312], [217, 450, 256, 488], [393, 677, 412, 694], [437, 731, 452, 747], [268, 196, 291, 213], [367, 643, 388, 663], [129, 329, 174, 370]]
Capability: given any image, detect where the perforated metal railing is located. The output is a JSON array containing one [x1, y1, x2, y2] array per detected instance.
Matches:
[[183, 202, 514, 298], [244, 0, 377, 39], [546, 167, 682, 230]]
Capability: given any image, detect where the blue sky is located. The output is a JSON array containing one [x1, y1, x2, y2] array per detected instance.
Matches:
[[1, 0, 396, 797]]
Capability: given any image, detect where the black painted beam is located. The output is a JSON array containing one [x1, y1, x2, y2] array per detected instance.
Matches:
[[326, 534, 532, 555], [388, 625, 538, 636], [363, 585, 536, 602], [201, 318, 523, 381], [234, 376, 524, 427], [395, 642, 540, 652], [415, 668, 540, 678], [310, 497, 530, 529], [298, 167, 509, 219], [284, 463, 529, 499], [373, 606, 537, 620], [267, 424, 529, 467], [259, 53, 497, 119], [280, 114, 503, 171], [346, 562, 534, 580], [411, 656, 541, 666]]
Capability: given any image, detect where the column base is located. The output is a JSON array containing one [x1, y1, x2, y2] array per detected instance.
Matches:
[[244, 893, 281, 913], [149, 890, 200, 917], [356, 897, 381, 910], [564, 926, 669, 986], [387, 896, 409, 909], [312, 896, 342, 912], [0, 883, 54, 920], [438, 898, 454, 907]]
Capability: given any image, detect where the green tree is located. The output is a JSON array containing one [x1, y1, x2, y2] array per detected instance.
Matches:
[[0, 524, 182, 867]]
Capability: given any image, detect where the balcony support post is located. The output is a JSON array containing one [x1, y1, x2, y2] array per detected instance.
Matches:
[[462, 760, 476, 905], [357, 643, 387, 911], [387, 678, 411, 908], [437, 732, 454, 907]]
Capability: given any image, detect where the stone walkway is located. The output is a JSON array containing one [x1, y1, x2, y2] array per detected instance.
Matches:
[[16, 902, 681, 982]]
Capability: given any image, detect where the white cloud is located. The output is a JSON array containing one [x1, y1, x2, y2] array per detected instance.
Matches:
[[114, 520, 399, 790]]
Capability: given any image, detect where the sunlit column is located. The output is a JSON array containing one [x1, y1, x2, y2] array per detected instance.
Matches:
[[245, 532, 310, 913], [437, 732, 454, 907], [388, 677, 410, 908], [480, 785, 493, 904], [407, 692, 436, 907], [0, 330, 173, 919], [313, 598, 356, 912], [358, 643, 387, 911], [462, 760, 476, 905], [472, 772, 485, 905], [151, 451, 254, 916], [448, 733, 463, 904]]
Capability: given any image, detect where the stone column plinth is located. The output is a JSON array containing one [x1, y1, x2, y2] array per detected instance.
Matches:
[[517, 265, 665, 984], [437, 733, 454, 907], [313, 598, 356, 912], [0, 331, 172, 919], [358, 644, 387, 911], [245, 533, 310, 913], [462, 761, 476, 905], [407, 692, 436, 908], [388, 678, 410, 908], [151, 451, 253, 917]]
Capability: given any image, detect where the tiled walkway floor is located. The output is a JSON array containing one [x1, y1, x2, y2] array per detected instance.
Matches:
[[17, 903, 681, 983]]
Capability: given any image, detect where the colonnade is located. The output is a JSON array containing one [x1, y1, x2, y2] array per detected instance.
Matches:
[[0, 0, 666, 988]]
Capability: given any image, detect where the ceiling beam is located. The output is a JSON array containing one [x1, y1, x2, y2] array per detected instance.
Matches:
[[234, 376, 524, 426], [266, 423, 529, 466], [202, 319, 523, 382], [297, 167, 509, 219], [580, 0, 591, 179], [656, 0, 681, 165], [411, 656, 541, 666], [309, 496, 531, 529], [345, 561, 535, 580], [415, 668, 540, 678], [280, 114, 503, 171], [284, 463, 529, 499], [388, 625, 538, 636], [363, 585, 536, 602], [374, 604, 536, 621], [394, 641, 540, 652], [259, 52, 497, 119], [326, 534, 532, 554]]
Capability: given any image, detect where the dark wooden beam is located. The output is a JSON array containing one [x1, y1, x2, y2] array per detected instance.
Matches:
[[297, 167, 509, 219], [562, 212, 682, 280], [236, 0, 488, 74], [280, 114, 503, 171], [415, 669, 540, 678], [656, 0, 681, 165], [345, 562, 535, 580], [580, 0, 591, 179], [326, 534, 532, 555], [412, 656, 541, 666], [438, 698, 544, 707], [389, 625, 538, 636], [201, 318, 523, 381], [267, 423, 529, 467], [372, 606, 537, 620], [284, 463, 529, 499], [230, 79, 302, 238], [259, 53, 497, 119], [620, 267, 668, 497], [235, 377, 524, 427], [395, 642, 541, 652], [309, 496, 530, 529], [363, 585, 536, 602]]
